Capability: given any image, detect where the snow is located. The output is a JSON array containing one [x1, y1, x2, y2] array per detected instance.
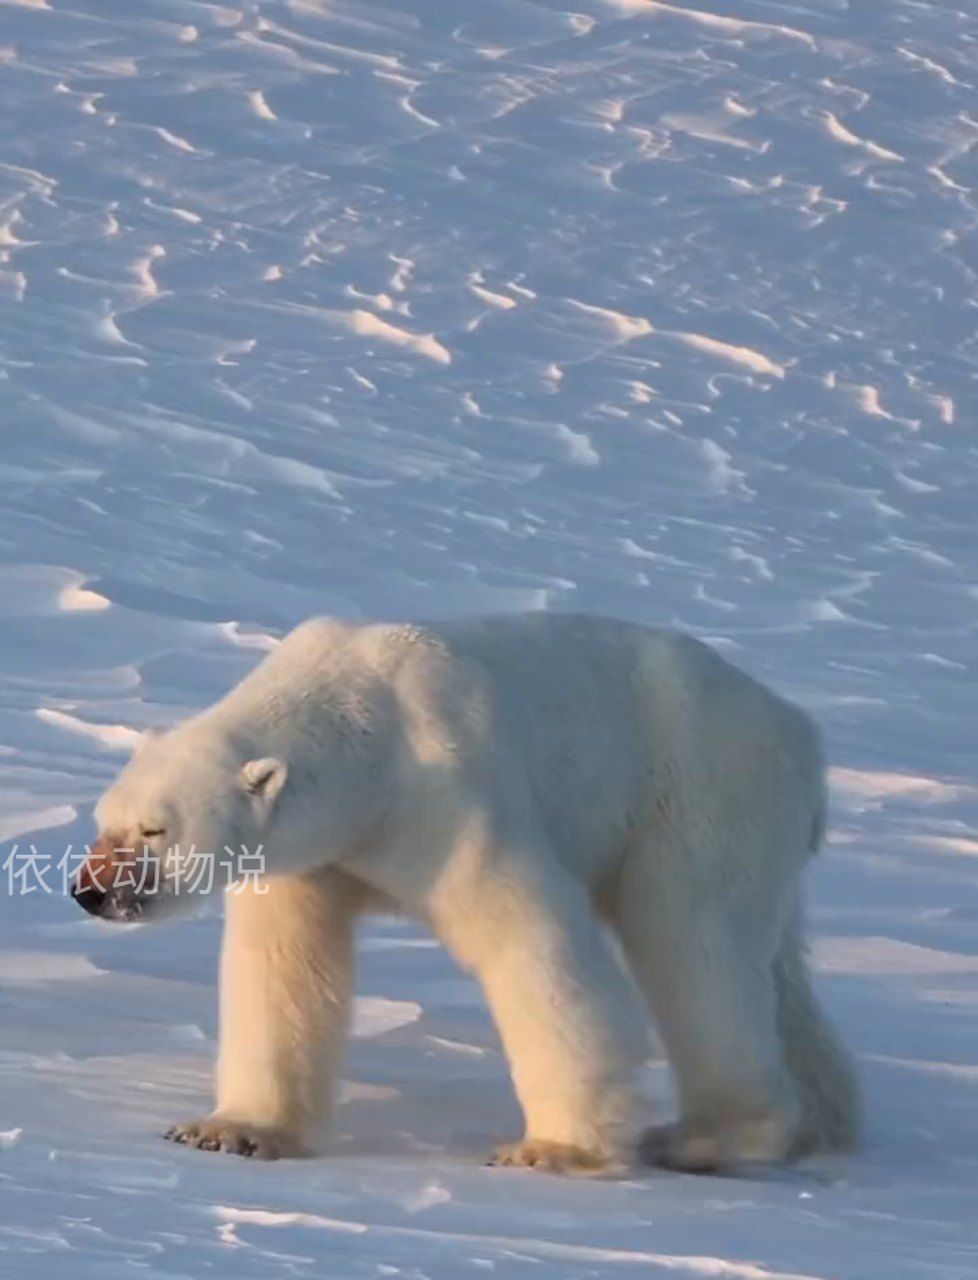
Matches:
[[0, 0, 976, 1275]]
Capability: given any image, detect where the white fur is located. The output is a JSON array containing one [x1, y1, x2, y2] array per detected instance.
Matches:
[[90, 612, 859, 1172]]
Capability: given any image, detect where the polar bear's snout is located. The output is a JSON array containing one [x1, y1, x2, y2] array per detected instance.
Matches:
[[70, 863, 107, 916], [71, 833, 162, 923]]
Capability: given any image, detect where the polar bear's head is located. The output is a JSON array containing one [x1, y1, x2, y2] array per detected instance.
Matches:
[[72, 724, 289, 923]]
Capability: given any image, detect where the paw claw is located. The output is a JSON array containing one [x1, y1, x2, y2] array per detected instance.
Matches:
[[163, 1118, 303, 1160], [489, 1139, 610, 1175]]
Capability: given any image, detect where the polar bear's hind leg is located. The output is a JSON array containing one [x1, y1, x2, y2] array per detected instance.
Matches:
[[614, 871, 800, 1173], [774, 917, 861, 1156]]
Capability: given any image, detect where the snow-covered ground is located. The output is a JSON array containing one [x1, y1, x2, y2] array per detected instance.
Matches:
[[1, 0, 977, 1275]]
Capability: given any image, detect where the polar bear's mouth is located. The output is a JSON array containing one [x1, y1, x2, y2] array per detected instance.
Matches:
[[70, 833, 173, 923], [70, 871, 164, 923], [71, 878, 156, 923], [70, 833, 230, 923]]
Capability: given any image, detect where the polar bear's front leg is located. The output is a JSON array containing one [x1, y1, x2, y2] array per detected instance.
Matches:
[[165, 867, 362, 1159], [434, 855, 648, 1175]]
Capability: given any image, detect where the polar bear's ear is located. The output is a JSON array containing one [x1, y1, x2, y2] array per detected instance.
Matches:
[[240, 757, 288, 808]]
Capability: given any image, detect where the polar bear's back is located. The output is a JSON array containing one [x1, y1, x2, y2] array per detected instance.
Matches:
[[235, 612, 824, 882], [427, 613, 823, 871], [242, 611, 821, 795], [402, 613, 821, 879]]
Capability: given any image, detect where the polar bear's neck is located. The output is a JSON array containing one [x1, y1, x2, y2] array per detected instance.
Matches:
[[194, 619, 401, 797]]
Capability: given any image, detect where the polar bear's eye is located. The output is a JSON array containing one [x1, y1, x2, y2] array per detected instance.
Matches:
[[139, 826, 166, 840]]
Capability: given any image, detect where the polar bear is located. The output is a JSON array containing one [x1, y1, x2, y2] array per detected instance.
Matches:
[[72, 612, 859, 1174]]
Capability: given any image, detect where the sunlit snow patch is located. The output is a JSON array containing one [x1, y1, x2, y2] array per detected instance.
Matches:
[[35, 708, 144, 752], [350, 996, 422, 1039]]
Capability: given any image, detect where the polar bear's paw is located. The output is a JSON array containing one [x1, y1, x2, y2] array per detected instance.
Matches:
[[164, 1117, 306, 1160], [488, 1138, 612, 1176], [639, 1114, 790, 1175], [638, 1122, 726, 1173]]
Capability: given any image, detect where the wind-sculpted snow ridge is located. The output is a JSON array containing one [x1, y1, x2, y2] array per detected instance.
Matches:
[[1, 1, 976, 1277]]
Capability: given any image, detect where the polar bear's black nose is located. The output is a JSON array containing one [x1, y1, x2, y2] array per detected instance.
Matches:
[[71, 880, 107, 916]]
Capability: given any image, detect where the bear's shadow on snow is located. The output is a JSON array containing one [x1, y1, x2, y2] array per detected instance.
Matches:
[[334, 1008, 528, 1162], [330, 962, 978, 1182]]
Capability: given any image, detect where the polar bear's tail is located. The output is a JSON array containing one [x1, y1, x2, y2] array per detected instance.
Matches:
[[774, 915, 861, 1156]]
